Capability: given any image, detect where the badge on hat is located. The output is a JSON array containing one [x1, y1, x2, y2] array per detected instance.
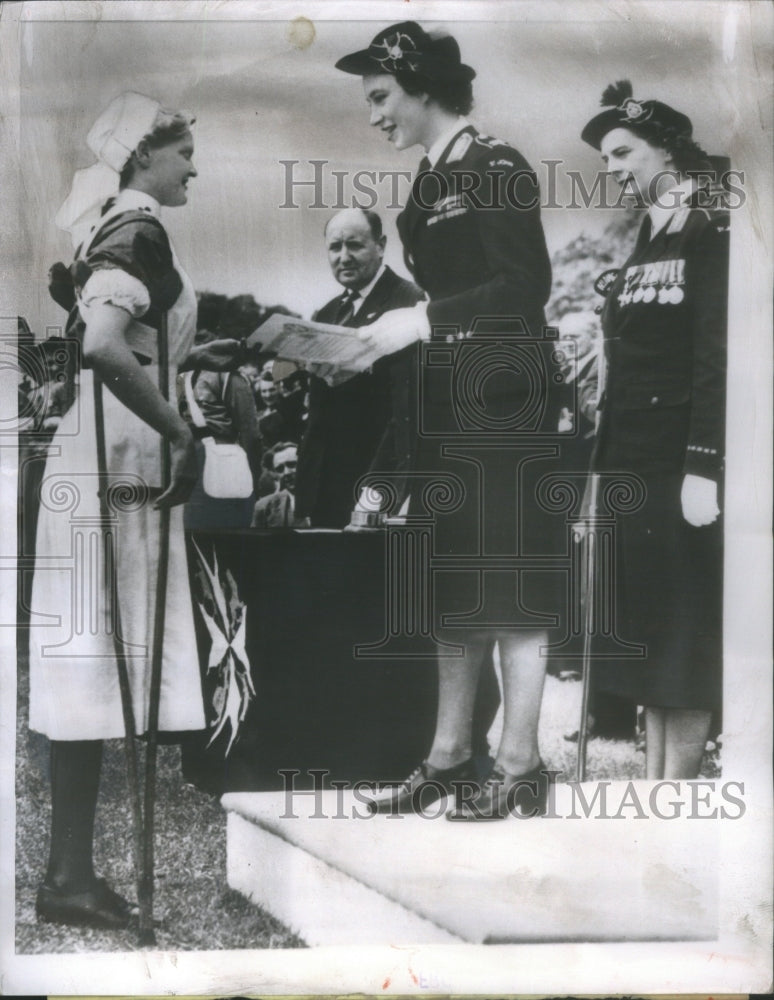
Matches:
[[372, 31, 420, 74]]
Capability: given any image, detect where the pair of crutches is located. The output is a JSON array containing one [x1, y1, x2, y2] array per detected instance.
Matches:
[[93, 316, 170, 945]]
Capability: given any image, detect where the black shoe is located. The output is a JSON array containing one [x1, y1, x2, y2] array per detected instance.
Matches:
[[36, 878, 137, 930], [446, 761, 553, 821], [367, 758, 478, 815]]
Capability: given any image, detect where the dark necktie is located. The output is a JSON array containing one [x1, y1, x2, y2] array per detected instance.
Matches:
[[633, 213, 653, 254], [334, 289, 359, 326], [418, 155, 431, 174]]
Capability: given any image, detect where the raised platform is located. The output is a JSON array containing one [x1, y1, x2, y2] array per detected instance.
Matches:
[[222, 783, 718, 946]]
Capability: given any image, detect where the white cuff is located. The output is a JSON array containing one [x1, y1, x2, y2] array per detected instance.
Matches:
[[80, 267, 150, 319]]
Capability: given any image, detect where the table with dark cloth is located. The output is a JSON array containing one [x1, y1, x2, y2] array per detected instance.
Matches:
[[181, 529, 438, 793]]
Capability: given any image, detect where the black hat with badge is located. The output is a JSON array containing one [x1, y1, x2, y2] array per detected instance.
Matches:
[[335, 21, 475, 83], [581, 80, 693, 150]]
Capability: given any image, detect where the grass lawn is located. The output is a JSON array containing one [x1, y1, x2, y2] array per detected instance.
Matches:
[[15, 649, 720, 954]]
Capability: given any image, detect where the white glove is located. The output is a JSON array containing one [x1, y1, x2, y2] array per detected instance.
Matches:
[[681, 473, 720, 526], [357, 302, 431, 356]]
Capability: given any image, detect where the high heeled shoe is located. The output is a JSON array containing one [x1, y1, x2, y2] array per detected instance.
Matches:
[[36, 877, 137, 930], [367, 758, 478, 815], [446, 761, 553, 821]]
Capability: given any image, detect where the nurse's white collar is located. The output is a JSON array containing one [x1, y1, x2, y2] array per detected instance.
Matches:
[[113, 188, 162, 217]]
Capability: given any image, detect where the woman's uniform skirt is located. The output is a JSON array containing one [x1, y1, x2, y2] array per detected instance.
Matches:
[[592, 470, 723, 712]]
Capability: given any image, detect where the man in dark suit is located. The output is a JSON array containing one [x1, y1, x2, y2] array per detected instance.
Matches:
[[295, 208, 424, 528]]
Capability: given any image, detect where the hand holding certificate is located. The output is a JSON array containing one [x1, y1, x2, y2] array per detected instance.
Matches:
[[246, 304, 430, 387], [356, 303, 431, 354], [245, 312, 388, 387]]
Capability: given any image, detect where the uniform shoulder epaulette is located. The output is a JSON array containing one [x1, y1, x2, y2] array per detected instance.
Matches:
[[690, 202, 731, 234], [474, 133, 511, 150], [446, 131, 474, 163]]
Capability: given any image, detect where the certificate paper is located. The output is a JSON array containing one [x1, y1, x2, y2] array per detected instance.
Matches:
[[1, 1, 771, 995], [246, 313, 387, 385]]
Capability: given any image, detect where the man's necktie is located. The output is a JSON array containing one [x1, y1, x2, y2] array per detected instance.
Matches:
[[334, 289, 359, 326]]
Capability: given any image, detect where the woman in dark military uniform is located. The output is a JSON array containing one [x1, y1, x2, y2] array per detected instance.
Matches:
[[581, 82, 728, 779], [336, 22, 563, 820]]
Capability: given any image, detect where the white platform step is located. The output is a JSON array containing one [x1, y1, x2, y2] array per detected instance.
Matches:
[[222, 782, 718, 946]]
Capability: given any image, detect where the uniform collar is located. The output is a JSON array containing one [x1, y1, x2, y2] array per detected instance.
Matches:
[[648, 177, 695, 238], [113, 187, 162, 218], [426, 118, 469, 168]]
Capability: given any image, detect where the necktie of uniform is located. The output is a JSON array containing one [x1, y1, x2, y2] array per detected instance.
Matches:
[[418, 155, 431, 174], [634, 214, 653, 253], [334, 289, 360, 326]]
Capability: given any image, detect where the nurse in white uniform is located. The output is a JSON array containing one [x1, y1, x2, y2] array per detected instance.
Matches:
[[29, 92, 204, 929]]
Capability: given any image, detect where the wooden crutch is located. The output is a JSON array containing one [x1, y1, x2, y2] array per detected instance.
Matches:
[[138, 312, 172, 946], [92, 371, 146, 937]]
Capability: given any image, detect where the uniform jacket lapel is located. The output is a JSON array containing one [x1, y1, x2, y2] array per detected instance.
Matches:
[[398, 126, 479, 269]]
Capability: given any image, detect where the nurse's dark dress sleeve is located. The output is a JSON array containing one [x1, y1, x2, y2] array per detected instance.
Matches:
[[78, 212, 183, 323], [684, 210, 729, 481]]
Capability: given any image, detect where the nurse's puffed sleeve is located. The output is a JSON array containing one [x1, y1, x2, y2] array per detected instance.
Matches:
[[79, 268, 151, 319], [684, 210, 729, 480], [85, 212, 183, 314]]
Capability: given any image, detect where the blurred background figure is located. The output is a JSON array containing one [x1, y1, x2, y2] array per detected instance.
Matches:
[[251, 358, 308, 450], [179, 327, 264, 529], [251, 441, 307, 528]]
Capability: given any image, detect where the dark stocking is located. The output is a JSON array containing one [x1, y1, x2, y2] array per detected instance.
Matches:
[[44, 739, 103, 891]]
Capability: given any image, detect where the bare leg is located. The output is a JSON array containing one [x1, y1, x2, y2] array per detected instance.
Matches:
[[426, 633, 489, 770], [663, 708, 712, 779], [494, 630, 547, 775], [645, 707, 666, 779]]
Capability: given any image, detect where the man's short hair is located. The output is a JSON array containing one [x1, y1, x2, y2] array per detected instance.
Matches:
[[263, 440, 298, 471], [324, 208, 383, 242]]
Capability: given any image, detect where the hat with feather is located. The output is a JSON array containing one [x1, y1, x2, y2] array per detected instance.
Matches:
[[581, 80, 693, 150]]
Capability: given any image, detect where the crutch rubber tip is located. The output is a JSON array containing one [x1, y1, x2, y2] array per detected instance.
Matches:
[[138, 928, 157, 947]]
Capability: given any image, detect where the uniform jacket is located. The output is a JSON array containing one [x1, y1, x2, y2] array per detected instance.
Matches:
[[397, 125, 559, 435], [595, 200, 729, 482], [295, 265, 424, 526], [398, 125, 551, 336]]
